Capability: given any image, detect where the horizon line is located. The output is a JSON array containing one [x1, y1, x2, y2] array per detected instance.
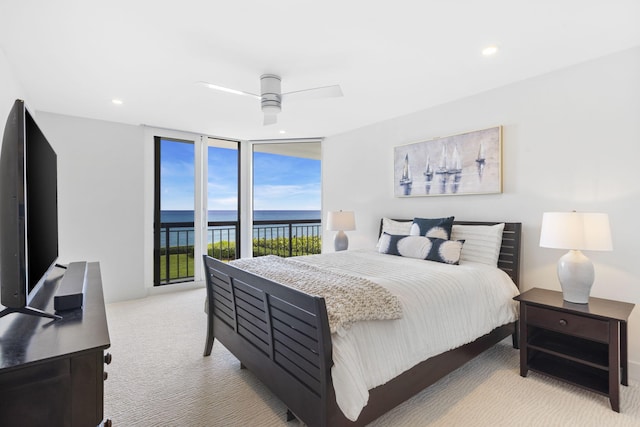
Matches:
[[162, 208, 321, 211]]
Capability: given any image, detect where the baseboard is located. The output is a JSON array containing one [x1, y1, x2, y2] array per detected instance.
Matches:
[[146, 280, 205, 298], [629, 360, 640, 382]]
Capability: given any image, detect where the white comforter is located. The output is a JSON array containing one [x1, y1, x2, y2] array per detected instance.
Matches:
[[295, 250, 519, 422]]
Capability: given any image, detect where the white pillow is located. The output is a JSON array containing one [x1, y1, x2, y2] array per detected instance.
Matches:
[[381, 217, 412, 235], [377, 218, 412, 247], [451, 223, 505, 267]]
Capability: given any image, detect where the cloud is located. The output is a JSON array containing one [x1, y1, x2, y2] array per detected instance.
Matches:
[[209, 196, 238, 209], [255, 183, 320, 197], [160, 159, 194, 177], [253, 183, 320, 210]]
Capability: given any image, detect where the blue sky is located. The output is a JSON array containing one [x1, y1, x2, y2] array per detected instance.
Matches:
[[160, 139, 320, 211]]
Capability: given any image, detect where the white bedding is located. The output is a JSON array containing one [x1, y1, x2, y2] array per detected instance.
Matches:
[[295, 249, 520, 422]]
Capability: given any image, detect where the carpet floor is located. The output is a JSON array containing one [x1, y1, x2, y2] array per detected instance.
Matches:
[[104, 288, 640, 426]]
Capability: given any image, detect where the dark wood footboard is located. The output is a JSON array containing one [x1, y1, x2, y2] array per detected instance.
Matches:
[[203, 221, 522, 427], [203, 255, 334, 426]]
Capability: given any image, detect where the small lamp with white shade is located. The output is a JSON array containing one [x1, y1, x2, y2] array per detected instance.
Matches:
[[326, 210, 356, 251], [539, 211, 612, 304]]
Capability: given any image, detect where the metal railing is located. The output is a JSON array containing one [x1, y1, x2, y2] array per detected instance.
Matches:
[[207, 220, 240, 262], [158, 221, 196, 285], [156, 218, 321, 285], [253, 219, 322, 257]]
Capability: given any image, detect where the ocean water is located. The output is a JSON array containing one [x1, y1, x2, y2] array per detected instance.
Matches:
[[160, 210, 321, 247], [161, 210, 321, 223]]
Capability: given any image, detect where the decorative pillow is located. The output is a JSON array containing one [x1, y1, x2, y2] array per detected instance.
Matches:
[[409, 216, 455, 240], [451, 223, 505, 266], [378, 233, 464, 265]]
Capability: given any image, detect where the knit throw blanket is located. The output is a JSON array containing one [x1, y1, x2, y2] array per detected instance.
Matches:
[[230, 256, 403, 334]]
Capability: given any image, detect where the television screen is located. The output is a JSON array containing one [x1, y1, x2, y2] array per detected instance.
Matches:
[[25, 106, 59, 294], [0, 99, 58, 318]]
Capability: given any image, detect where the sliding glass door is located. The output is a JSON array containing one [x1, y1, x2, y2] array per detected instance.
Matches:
[[153, 136, 239, 286], [206, 138, 240, 262], [154, 137, 195, 286]]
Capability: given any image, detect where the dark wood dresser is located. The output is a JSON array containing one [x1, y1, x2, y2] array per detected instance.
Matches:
[[515, 288, 634, 412], [0, 263, 111, 426]]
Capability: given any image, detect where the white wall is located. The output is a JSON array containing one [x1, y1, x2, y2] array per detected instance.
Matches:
[[322, 46, 640, 374], [35, 113, 147, 303], [0, 48, 26, 130]]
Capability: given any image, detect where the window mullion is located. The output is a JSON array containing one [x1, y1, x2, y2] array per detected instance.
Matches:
[[193, 136, 206, 282]]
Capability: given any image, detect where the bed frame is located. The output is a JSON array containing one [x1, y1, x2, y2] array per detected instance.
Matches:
[[203, 221, 521, 427]]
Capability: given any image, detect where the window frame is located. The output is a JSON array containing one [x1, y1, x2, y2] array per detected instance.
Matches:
[[152, 135, 241, 287]]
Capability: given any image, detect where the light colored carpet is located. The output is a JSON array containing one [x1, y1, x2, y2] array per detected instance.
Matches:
[[105, 288, 640, 426]]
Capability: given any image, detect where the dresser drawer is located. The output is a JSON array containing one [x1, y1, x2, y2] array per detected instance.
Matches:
[[527, 305, 609, 342]]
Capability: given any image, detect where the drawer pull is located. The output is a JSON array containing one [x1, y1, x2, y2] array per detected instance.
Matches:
[[559, 319, 568, 326]]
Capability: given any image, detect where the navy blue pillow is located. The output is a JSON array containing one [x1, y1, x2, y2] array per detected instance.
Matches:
[[378, 233, 464, 265], [410, 216, 455, 240]]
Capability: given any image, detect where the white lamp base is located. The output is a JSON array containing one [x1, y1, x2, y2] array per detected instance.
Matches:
[[557, 250, 595, 304], [334, 231, 349, 251]]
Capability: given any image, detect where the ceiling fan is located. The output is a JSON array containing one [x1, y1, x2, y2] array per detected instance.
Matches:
[[200, 74, 343, 125]]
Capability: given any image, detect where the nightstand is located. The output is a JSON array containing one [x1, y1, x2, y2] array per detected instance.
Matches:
[[514, 288, 634, 412]]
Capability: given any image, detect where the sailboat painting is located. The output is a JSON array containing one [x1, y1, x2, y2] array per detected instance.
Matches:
[[399, 153, 412, 195], [394, 126, 502, 197]]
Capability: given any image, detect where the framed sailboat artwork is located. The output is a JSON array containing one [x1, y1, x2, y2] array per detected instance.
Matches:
[[394, 126, 502, 197]]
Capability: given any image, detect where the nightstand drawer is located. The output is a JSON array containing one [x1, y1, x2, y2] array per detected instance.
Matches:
[[527, 305, 609, 342]]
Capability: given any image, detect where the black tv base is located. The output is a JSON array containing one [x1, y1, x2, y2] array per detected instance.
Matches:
[[0, 305, 61, 320]]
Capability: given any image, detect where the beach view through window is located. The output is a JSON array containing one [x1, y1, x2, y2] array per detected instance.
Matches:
[[155, 138, 321, 285], [252, 142, 322, 258]]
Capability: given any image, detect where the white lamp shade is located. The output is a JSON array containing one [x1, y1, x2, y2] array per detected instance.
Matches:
[[539, 212, 612, 251], [326, 211, 356, 231]]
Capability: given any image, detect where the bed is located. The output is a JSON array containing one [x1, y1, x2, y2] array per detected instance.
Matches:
[[203, 220, 522, 427]]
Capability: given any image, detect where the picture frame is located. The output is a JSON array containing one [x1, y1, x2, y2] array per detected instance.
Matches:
[[394, 126, 502, 197]]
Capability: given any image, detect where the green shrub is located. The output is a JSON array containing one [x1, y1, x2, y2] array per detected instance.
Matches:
[[252, 236, 321, 257], [160, 236, 322, 281], [208, 241, 237, 261]]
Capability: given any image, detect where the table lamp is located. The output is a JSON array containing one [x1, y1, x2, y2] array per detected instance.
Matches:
[[326, 210, 355, 251], [539, 211, 612, 304]]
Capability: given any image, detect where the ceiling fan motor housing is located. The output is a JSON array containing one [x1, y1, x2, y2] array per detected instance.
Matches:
[[260, 74, 282, 114]]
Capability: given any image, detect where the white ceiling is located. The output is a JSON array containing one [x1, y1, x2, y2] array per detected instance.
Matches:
[[1, 1, 639, 141]]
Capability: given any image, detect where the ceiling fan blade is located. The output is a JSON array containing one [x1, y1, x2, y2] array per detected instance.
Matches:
[[263, 114, 278, 126], [282, 84, 343, 101], [201, 76, 341, 125], [199, 81, 260, 99]]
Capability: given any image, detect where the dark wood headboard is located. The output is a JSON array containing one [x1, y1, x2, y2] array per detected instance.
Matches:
[[379, 219, 522, 288]]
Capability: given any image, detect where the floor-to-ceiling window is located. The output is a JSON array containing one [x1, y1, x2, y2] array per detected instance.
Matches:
[[154, 137, 196, 285], [206, 138, 240, 261], [152, 136, 320, 286], [252, 141, 322, 257], [153, 136, 240, 286]]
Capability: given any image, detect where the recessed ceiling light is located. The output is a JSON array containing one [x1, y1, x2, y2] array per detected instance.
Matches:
[[482, 46, 498, 56], [279, 130, 286, 134], [112, 99, 123, 105]]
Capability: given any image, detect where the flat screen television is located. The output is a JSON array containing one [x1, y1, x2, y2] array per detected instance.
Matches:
[[0, 99, 59, 319]]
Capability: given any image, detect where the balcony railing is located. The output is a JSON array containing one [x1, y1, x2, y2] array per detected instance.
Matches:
[[253, 219, 322, 258], [156, 218, 321, 286]]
